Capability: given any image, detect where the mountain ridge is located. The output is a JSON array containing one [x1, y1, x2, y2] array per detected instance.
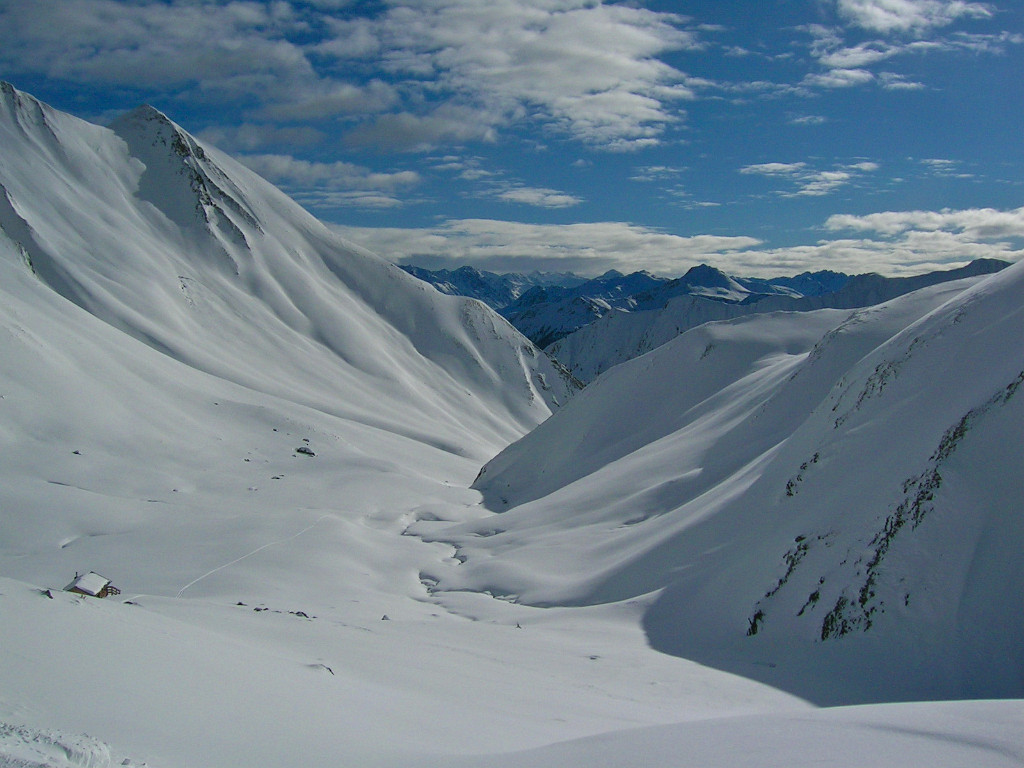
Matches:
[[0, 82, 576, 458], [423, 263, 1024, 703], [549, 257, 1009, 383], [402, 257, 1009, 372]]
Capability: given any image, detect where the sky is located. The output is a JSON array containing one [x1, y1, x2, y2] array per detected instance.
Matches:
[[1, 0, 1023, 278]]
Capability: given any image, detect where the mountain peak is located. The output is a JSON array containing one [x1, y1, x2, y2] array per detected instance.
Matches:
[[112, 104, 188, 146], [0, 81, 56, 129], [127, 103, 170, 121], [681, 263, 729, 283]]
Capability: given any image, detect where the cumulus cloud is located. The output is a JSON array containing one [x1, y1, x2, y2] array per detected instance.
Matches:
[[825, 206, 1024, 238], [741, 161, 878, 196], [0, 0, 400, 125], [802, 67, 876, 88], [331, 219, 761, 276], [631, 165, 687, 182], [198, 123, 327, 152], [2, 2, 295, 88], [333, 212, 1022, 278], [0, 0, 701, 151], [797, 5, 1015, 97], [836, 0, 993, 35], [493, 186, 583, 209], [740, 162, 808, 176], [878, 71, 926, 89], [325, 0, 701, 150], [918, 157, 974, 178], [341, 106, 501, 152], [237, 153, 420, 209]]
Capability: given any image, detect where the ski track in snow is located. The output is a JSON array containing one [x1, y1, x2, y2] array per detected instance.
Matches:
[[175, 514, 331, 598]]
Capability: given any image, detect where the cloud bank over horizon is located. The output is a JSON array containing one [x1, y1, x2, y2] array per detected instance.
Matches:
[[334, 204, 1024, 278]]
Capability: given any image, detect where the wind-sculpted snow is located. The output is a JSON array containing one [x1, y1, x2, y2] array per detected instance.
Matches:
[[433, 265, 1024, 703]]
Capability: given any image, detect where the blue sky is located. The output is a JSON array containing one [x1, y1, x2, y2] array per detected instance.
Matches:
[[2, 0, 1023, 276]]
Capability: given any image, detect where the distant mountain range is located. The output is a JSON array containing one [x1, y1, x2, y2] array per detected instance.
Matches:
[[402, 263, 851, 348], [403, 259, 1010, 381]]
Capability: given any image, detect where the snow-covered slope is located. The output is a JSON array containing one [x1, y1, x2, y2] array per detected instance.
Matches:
[[0, 83, 574, 462], [2, 82, 1022, 767], [432, 265, 1024, 704], [550, 259, 1008, 383]]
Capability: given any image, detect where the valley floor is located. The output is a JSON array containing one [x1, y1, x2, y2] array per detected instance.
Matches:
[[2, 468, 1022, 768]]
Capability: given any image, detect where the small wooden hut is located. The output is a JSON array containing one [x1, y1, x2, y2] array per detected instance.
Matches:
[[65, 572, 121, 598]]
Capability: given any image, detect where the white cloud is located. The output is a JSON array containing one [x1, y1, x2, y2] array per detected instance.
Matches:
[[493, 186, 583, 209], [797, 171, 853, 196], [254, 79, 398, 121], [198, 123, 326, 152], [798, 7, 1015, 96], [342, 106, 500, 152], [0, 0, 395, 124], [0, 0, 701, 150], [878, 71, 926, 89], [740, 162, 808, 176], [323, 0, 701, 149], [331, 219, 761, 276], [741, 160, 879, 197], [819, 41, 896, 68], [332, 212, 1022, 278], [836, 0, 993, 35], [631, 165, 686, 182], [294, 190, 408, 209], [802, 67, 876, 88], [789, 114, 829, 126], [917, 157, 975, 178], [238, 153, 420, 206], [825, 206, 1024, 239]]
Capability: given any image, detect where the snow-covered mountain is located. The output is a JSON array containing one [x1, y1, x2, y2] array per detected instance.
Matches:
[[429, 264, 1024, 705], [493, 264, 845, 348], [550, 258, 1009, 382], [407, 259, 1003, 364], [0, 83, 575, 459], [399, 264, 585, 310], [2, 83, 1022, 768]]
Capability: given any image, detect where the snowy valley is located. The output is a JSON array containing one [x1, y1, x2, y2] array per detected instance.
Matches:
[[1, 84, 1023, 768]]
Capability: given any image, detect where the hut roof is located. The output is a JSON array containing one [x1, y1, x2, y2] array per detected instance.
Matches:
[[68, 572, 111, 596]]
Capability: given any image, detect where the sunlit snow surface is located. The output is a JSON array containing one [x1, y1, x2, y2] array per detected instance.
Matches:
[[1, 83, 1022, 767]]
